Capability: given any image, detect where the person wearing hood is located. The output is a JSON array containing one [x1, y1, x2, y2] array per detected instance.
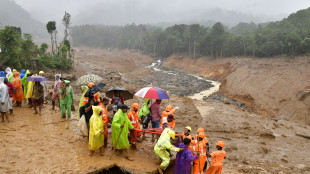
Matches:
[[112, 105, 135, 161], [4, 78, 14, 115], [98, 97, 109, 147], [21, 70, 32, 106], [127, 103, 141, 149], [12, 72, 24, 108], [78, 86, 88, 118], [5, 67, 12, 80], [154, 128, 183, 174], [52, 74, 62, 110], [138, 98, 151, 129], [0, 71, 5, 77], [89, 105, 105, 156], [32, 81, 43, 115], [19, 69, 26, 91], [174, 138, 198, 174], [8, 69, 17, 83], [0, 77, 10, 122], [59, 80, 75, 119], [26, 73, 35, 108]]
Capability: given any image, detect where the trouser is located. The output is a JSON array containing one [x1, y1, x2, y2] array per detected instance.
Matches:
[[154, 148, 170, 169], [104, 126, 108, 147], [61, 103, 72, 118], [141, 114, 151, 129], [193, 155, 207, 174], [130, 129, 142, 144], [205, 165, 223, 174], [152, 120, 160, 128]]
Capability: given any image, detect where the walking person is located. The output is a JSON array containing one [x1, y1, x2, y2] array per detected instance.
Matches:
[[127, 103, 141, 149], [111, 105, 135, 161], [32, 81, 43, 115], [59, 80, 75, 119], [206, 141, 226, 174], [89, 106, 105, 156]]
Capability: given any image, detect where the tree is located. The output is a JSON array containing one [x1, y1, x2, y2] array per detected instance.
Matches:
[[62, 11, 71, 41], [46, 21, 56, 54], [40, 43, 48, 55]]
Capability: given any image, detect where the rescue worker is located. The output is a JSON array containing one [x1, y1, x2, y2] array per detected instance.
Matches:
[[182, 126, 192, 141], [160, 105, 177, 128], [191, 132, 207, 174], [89, 106, 105, 156], [192, 128, 210, 170], [154, 128, 183, 174], [12, 72, 24, 108], [59, 80, 75, 119], [99, 97, 109, 147], [127, 103, 141, 149], [83, 82, 100, 106], [112, 105, 135, 161], [174, 138, 198, 174], [206, 141, 226, 174], [0, 77, 10, 122], [139, 98, 151, 129]]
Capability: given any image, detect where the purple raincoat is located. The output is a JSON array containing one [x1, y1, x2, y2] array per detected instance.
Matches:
[[173, 141, 198, 174]]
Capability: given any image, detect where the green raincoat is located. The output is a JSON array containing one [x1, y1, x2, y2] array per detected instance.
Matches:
[[112, 109, 134, 149], [139, 98, 150, 118], [21, 70, 30, 98], [89, 106, 104, 150], [78, 86, 88, 119], [8, 69, 17, 83], [59, 83, 75, 118]]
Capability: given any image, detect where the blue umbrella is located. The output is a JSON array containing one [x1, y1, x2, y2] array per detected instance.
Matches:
[[27, 76, 48, 82]]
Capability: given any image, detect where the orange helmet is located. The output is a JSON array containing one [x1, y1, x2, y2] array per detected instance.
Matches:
[[88, 82, 94, 88], [166, 105, 173, 111], [132, 103, 139, 109], [198, 132, 205, 139], [216, 141, 225, 148], [197, 128, 204, 133]]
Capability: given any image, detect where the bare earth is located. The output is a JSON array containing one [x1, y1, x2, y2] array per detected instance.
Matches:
[[1, 48, 310, 174]]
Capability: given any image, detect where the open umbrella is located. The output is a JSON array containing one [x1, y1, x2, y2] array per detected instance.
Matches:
[[134, 87, 169, 99], [26, 76, 48, 82], [106, 87, 134, 101]]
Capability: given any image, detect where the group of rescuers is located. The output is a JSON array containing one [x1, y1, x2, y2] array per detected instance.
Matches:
[[60, 81, 226, 174]]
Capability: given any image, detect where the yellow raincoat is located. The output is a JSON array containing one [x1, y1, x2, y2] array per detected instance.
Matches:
[[26, 74, 35, 99], [89, 106, 105, 150]]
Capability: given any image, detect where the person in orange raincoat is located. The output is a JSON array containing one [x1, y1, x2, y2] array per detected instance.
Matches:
[[12, 72, 24, 107], [83, 82, 100, 106], [160, 105, 176, 128], [206, 141, 226, 174], [99, 97, 109, 147], [127, 103, 141, 149], [192, 128, 210, 171], [190, 132, 207, 174]]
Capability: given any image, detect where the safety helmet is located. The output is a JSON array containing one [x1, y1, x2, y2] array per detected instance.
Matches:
[[168, 129, 176, 139], [39, 71, 44, 75], [132, 103, 139, 109], [88, 82, 94, 88], [216, 141, 225, 148], [166, 105, 173, 111], [185, 126, 192, 132], [197, 128, 204, 133], [198, 132, 205, 139]]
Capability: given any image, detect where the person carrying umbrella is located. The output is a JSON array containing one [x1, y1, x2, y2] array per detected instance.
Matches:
[[59, 80, 75, 119], [151, 99, 162, 128], [111, 105, 135, 161], [12, 72, 24, 108], [32, 81, 44, 115], [111, 91, 124, 115]]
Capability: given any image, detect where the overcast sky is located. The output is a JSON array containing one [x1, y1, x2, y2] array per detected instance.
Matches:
[[14, 0, 310, 23]]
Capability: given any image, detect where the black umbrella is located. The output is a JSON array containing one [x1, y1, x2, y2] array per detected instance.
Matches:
[[106, 87, 134, 101], [85, 83, 106, 98]]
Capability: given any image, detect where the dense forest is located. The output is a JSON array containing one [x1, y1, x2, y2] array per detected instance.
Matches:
[[72, 7, 310, 58]]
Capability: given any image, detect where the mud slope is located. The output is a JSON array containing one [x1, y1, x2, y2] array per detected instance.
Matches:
[[164, 55, 310, 125]]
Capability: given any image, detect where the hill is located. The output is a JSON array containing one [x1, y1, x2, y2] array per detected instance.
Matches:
[[0, 0, 46, 37]]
